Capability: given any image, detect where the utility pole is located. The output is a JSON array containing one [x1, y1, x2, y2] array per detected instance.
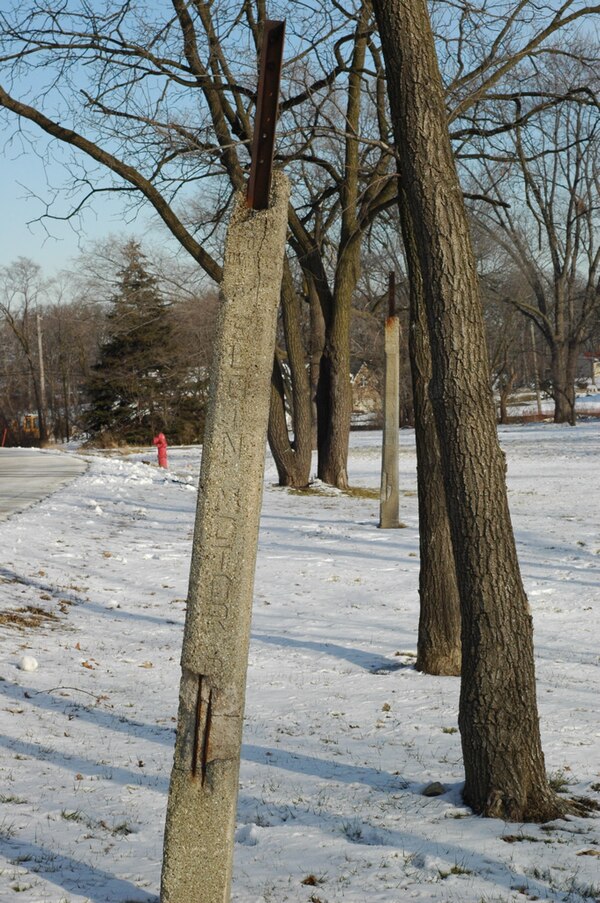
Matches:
[[379, 271, 400, 528], [36, 312, 48, 442]]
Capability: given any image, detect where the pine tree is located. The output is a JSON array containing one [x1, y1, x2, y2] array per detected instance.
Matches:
[[86, 241, 172, 444]]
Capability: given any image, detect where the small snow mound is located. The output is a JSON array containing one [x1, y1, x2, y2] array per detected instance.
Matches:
[[18, 655, 39, 672], [341, 818, 388, 845], [235, 823, 260, 846]]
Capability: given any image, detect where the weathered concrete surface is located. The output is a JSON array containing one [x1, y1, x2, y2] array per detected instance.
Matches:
[[0, 449, 87, 521], [161, 173, 290, 903], [379, 316, 400, 528]]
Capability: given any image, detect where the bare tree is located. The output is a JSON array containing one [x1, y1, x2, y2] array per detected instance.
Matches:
[[372, 0, 568, 820], [0, 0, 370, 486], [0, 321, 31, 441], [465, 52, 600, 423], [0, 258, 49, 442], [40, 296, 106, 441], [1, 1, 598, 692], [1, 0, 597, 480], [402, 4, 600, 673]]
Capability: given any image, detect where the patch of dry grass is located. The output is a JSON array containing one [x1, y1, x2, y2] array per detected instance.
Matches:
[[287, 483, 380, 500], [0, 605, 60, 631]]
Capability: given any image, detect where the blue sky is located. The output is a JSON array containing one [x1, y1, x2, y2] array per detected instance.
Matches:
[[0, 144, 147, 275]]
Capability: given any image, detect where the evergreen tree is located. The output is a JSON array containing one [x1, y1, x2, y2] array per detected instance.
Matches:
[[86, 241, 173, 444]]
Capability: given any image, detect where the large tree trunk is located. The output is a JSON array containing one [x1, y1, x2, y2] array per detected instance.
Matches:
[[316, 5, 369, 490], [309, 281, 326, 450], [550, 341, 577, 425], [268, 355, 310, 487], [373, 0, 563, 821], [316, 255, 356, 490], [402, 204, 461, 675], [397, 181, 461, 674], [267, 263, 313, 488]]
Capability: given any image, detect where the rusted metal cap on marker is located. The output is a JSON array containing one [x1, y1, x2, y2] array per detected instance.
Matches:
[[247, 20, 286, 211], [388, 271, 396, 319]]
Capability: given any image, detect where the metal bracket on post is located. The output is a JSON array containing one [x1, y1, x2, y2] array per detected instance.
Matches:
[[247, 20, 285, 211], [388, 270, 396, 319]]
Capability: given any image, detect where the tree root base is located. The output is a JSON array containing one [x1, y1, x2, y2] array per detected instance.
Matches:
[[467, 788, 570, 823], [415, 654, 461, 677]]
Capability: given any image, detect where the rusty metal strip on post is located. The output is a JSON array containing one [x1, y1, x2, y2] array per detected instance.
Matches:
[[388, 270, 396, 319], [247, 20, 285, 211]]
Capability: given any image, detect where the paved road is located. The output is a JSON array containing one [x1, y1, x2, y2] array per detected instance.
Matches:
[[0, 448, 87, 522]]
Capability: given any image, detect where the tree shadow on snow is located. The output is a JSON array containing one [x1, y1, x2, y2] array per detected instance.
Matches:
[[0, 679, 175, 748], [0, 731, 168, 791], [242, 742, 408, 791], [253, 632, 411, 673], [0, 837, 158, 903], [0, 565, 184, 630], [236, 785, 564, 903]]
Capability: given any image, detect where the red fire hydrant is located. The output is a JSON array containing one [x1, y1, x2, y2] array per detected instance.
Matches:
[[153, 432, 168, 469]]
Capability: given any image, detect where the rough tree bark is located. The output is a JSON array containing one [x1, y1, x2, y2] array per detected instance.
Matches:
[[372, 0, 564, 820], [316, 251, 356, 489], [315, 2, 372, 490], [550, 341, 578, 426], [400, 195, 461, 675], [267, 262, 313, 487]]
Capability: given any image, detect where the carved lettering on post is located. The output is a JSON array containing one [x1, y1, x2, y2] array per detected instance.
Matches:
[[210, 574, 233, 630]]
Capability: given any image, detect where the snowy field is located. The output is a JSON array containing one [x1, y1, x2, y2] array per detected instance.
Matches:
[[507, 391, 600, 420], [0, 424, 599, 903]]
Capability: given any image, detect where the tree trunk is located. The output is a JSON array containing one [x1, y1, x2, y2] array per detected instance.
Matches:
[[498, 371, 515, 425], [400, 189, 461, 676], [316, 5, 369, 490], [410, 286, 461, 676], [373, 0, 563, 821], [309, 281, 326, 450], [550, 342, 577, 425], [267, 263, 313, 488], [36, 312, 48, 443], [316, 257, 354, 490], [61, 368, 71, 442], [268, 355, 310, 487]]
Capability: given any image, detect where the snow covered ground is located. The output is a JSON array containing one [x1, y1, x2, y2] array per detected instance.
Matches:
[[0, 424, 599, 903], [506, 391, 600, 420]]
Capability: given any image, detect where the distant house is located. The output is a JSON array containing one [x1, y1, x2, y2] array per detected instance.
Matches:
[[578, 352, 600, 388], [351, 362, 382, 428]]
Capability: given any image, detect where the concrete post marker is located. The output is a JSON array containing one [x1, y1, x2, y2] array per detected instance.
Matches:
[[160, 173, 290, 903]]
